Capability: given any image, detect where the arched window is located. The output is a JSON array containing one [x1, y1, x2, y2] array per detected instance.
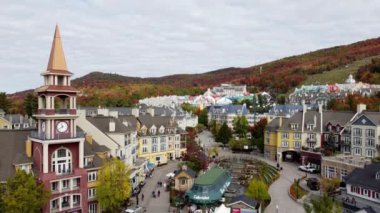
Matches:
[[51, 148, 72, 175]]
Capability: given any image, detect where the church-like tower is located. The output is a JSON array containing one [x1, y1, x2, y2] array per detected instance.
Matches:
[[30, 25, 88, 213]]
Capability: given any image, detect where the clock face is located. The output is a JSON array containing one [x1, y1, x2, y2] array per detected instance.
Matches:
[[56, 121, 68, 133], [41, 121, 46, 132]]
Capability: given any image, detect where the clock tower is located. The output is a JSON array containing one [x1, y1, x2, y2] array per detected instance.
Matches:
[[30, 25, 88, 213]]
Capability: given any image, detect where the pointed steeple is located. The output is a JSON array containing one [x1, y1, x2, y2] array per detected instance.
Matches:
[[46, 25, 69, 73]]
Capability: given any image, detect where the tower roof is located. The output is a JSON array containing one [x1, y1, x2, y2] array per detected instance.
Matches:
[[46, 25, 72, 75]]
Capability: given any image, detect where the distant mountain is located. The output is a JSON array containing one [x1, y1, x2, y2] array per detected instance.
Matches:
[[11, 37, 380, 108]]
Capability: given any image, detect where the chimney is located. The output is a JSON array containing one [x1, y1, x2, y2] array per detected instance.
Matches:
[[357, 104, 366, 113], [85, 134, 93, 144], [109, 111, 118, 118], [123, 119, 129, 127], [20, 115, 24, 124], [314, 115, 317, 126], [279, 116, 283, 127], [109, 119, 116, 132], [132, 108, 139, 117], [147, 107, 155, 116], [301, 100, 306, 132], [25, 140, 32, 158]]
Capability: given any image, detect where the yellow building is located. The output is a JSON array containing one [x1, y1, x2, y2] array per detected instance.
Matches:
[[137, 114, 187, 166], [0, 116, 12, 129], [264, 117, 283, 161]]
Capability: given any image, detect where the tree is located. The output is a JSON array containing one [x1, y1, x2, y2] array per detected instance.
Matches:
[[245, 178, 270, 213], [250, 118, 268, 153], [0, 92, 11, 113], [304, 194, 342, 213], [198, 108, 208, 127], [233, 116, 249, 138], [1, 170, 50, 212], [181, 103, 196, 113], [97, 158, 132, 213], [216, 122, 231, 145], [320, 178, 340, 195], [24, 93, 38, 118]]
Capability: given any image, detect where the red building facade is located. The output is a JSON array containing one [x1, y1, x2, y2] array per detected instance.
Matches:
[[30, 25, 88, 213]]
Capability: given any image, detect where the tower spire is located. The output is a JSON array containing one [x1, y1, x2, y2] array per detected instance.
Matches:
[[47, 25, 69, 72]]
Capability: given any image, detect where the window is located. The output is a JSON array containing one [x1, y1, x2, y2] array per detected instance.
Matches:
[[294, 133, 301, 139], [307, 133, 315, 140], [353, 128, 362, 136], [290, 123, 298, 130], [73, 195, 80, 206], [160, 136, 166, 143], [281, 133, 289, 139], [366, 149, 375, 158], [152, 145, 158, 152], [180, 178, 187, 185], [365, 139, 375, 147], [51, 148, 72, 175], [336, 126, 340, 132], [62, 179, 69, 190], [88, 188, 96, 199], [340, 169, 348, 181], [73, 178, 80, 188], [306, 124, 314, 130], [327, 166, 336, 179], [324, 134, 329, 141], [294, 141, 301, 148], [84, 157, 93, 167], [175, 136, 180, 141], [281, 141, 288, 147], [353, 137, 362, 146], [51, 199, 59, 210], [51, 181, 58, 191], [353, 148, 362, 156], [19, 164, 30, 173], [142, 147, 148, 153], [160, 143, 166, 151], [88, 171, 97, 182], [143, 138, 147, 145], [89, 203, 97, 213], [376, 172, 380, 180], [365, 129, 375, 137], [152, 137, 158, 144]]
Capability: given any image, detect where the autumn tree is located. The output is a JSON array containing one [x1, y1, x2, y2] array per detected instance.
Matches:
[[233, 116, 249, 138], [245, 178, 270, 213], [97, 158, 132, 213], [320, 178, 340, 195], [304, 194, 342, 213], [0, 92, 11, 113], [250, 118, 268, 153], [1, 170, 50, 212]]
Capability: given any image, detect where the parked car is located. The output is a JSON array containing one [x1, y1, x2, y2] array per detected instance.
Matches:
[[306, 178, 320, 191], [125, 206, 144, 213], [298, 164, 318, 173]]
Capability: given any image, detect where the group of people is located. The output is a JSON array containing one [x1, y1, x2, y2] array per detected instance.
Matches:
[[152, 190, 161, 198]]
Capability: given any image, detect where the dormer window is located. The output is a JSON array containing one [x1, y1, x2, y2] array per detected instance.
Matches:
[[328, 125, 332, 131], [307, 124, 314, 131], [376, 171, 380, 180], [84, 156, 93, 167], [290, 123, 298, 130], [150, 127, 156, 134]]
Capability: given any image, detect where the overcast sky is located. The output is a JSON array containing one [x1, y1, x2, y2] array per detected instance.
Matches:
[[1, 0, 379, 93]]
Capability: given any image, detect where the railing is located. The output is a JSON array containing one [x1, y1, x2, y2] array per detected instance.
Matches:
[[30, 131, 85, 140], [307, 138, 316, 143], [55, 109, 69, 114], [57, 169, 72, 176]]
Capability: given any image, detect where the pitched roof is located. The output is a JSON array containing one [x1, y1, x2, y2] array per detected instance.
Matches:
[[208, 105, 248, 115], [194, 167, 227, 185], [86, 116, 128, 133], [118, 115, 138, 131], [137, 115, 177, 129], [345, 163, 380, 191], [35, 85, 78, 93], [227, 194, 258, 209], [266, 117, 288, 131], [323, 111, 355, 127], [0, 130, 31, 181], [84, 139, 109, 156], [46, 25, 71, 75], [352, 111, 380, 126], [174, 167, 197, 179]]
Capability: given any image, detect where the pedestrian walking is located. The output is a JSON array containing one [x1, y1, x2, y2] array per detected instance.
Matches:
[[136, 195, 139, 205], [141, 193, 144, 201], [158, 190, 160, 197]]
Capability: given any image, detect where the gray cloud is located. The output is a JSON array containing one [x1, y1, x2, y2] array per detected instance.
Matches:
[[0, 0, 380, 92]]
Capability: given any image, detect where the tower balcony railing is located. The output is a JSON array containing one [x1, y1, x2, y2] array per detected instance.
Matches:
[[55, 109, 69, 114], [37, 109, 77, 115], [30, 131, 85, 140]]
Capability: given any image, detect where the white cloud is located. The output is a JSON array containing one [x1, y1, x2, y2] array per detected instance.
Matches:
[[0, 0, 380, 92]]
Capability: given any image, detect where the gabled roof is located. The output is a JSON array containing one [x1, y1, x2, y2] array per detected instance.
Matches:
[[137, 115, 177, 129], [45, 25, 72, 75], [195, 167, 227, 185], [0, 130, 31, 181], [35, 85, 79, 93], [174, 168, 197, 179], [265, 117, 288, 131], [323, 111, 355, 127], [227, 194, 258, 209], [86, 116, 128, 133], [208, 105, 248, 115], [351, 112, 380, 126], [118, 115, 138, 131], [345, 163, 380, 191]]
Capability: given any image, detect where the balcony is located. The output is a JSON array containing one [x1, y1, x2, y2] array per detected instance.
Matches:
[[56, 169, 72, 176], [30, 131, 84, 140], [307, 138, 316, 143], [55, 109, 69, 114]]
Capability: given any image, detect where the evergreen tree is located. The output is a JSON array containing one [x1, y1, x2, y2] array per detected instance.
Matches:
[[233, 116, 248, 138], [23, 93, 38, 118], [0, 92, 11, 113], [198, 108, 208, 126], [216, 122, 231, 145]]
